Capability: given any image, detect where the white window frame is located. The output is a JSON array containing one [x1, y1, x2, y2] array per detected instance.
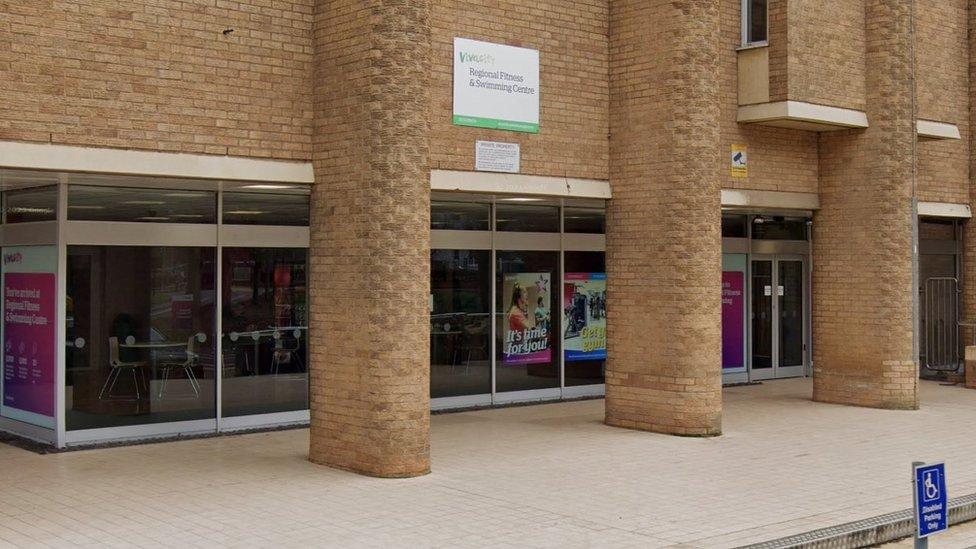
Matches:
[[741, 0, 769, 47]]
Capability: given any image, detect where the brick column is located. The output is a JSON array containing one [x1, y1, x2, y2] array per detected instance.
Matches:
[[963, 0, 976, 326], [605, 0, 723, 436], [813, 0, 918, 409], [308, 0, 431, 477]]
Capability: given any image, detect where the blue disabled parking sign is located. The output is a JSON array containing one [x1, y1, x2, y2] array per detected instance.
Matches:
[[914, 462, 948, 539]]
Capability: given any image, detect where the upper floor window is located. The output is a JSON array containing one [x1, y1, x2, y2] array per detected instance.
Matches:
[[743, 0, 767, 46]]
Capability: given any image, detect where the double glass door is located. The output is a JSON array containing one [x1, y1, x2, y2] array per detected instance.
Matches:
[[751, 256, 806, 379]]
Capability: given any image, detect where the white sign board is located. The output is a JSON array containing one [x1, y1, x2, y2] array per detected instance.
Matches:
[[475, 141, 520, 173], [453, 37, 539, 133]]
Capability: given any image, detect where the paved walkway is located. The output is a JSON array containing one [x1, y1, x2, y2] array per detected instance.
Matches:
[[3, 379, 976, 548]]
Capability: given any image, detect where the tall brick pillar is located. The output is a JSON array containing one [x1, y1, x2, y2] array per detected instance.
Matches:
[[605, 0, 723, 436], [964, 0, 976, 328], [813, 0, 918, 409], [308, 1, 431, 477]]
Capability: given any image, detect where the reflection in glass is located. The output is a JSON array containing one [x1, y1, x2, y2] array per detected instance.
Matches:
[[779, 260, 803, 368], [748, 0, 767, 43], [564, 251, 606, 386], [563, 208, 606, 234], [495, 203, 559, 233], [751, 217, 808, 240], [65, 246, 216, 430], [221, 248, 308, 417], [68, 186, 216, 223], [430, 250, 491, 398], [5, 186, 57, 223], [721, 214, 747, 238], [222, 193, 310, 226], [496, 251, 559, 392], [431, 201, 491, 231], [751, 260, 772, 369]]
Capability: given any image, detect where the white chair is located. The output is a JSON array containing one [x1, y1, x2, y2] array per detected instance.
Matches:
[[157, 336, 201, 399], [98, 337, 148, 400], [270, 330, 304, 375]]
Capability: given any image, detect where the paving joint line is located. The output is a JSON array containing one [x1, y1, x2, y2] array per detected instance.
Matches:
[[737, 491, 976, 548]]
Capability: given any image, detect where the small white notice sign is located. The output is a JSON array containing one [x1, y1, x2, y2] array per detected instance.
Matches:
[[475, 141, 520, 173]]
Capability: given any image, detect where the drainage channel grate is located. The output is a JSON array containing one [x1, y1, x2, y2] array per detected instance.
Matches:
[[738, 492, 976, 549]]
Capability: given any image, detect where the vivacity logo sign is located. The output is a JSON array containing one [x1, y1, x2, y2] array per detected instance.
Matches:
[[458, 51, 495, 65]]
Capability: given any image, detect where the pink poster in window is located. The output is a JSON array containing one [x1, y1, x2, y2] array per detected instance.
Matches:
[[3, 272, 57, 417], [721, 271, 745, 370]]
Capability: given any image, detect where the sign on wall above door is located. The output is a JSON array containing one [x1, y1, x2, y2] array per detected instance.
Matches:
[[453, 37, 540, 133]]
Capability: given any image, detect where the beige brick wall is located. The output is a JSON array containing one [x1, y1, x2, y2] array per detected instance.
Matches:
[[606, 0, 722, 436], [765, 0, 867, 112], [720, 0, 818, 195], [0, 0, 313, 160], [766, 0, 788, 101], [784, 0, 866, 111], [916, 0, 970, 205], [309, 0, 431, 478], [429, 0, 608, 180], [813, 0, 918, 410]]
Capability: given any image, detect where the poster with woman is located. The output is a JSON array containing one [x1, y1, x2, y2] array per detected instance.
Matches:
[[502, 272, 551, 364]]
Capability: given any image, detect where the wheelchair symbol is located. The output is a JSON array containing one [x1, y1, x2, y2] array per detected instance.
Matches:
[[922, 470, 941, 502]]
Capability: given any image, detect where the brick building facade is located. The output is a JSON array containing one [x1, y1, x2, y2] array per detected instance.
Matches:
[[0, 0, 973, 476]]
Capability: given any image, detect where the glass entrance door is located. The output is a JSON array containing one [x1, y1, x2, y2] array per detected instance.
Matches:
[[750, 256, 806, 379], [751, 260, 773, 373]]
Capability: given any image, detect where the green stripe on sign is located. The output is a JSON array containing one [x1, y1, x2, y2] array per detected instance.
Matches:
[[453, 115, 539, 134]]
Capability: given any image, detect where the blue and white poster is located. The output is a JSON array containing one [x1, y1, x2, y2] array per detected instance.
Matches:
[[563, 273, 606, 362]]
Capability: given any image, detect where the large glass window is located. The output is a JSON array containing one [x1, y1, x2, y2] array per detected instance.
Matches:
[[563, 252, 606, 386], [564, 208, 605, 234], [68, 186, 216, 223], [222, 193, 309, 226], [431, 201, 491, 231], [430, 250, 491, 398], [5, 186, 57, 223], [496, 251, 559, 392], [65, 246, 216, 430], [751, 216, 808, 240], [221, 248, 308, 417]]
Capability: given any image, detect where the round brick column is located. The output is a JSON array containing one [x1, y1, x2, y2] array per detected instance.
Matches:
[[308, 0, 431, 477], [963, 0, 976, 330], [813, 0, 918, 410], [605, 0, 723, 436]]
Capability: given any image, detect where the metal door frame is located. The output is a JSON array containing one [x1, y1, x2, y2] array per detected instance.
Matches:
[[749, 254, 808, 380]]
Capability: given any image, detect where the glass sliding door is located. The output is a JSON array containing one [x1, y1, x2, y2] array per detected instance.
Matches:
[[778, 260, 804, 370], [495, 250, 559, 393], [749, 256, 806, 380], [220, 248, 308, 417], [429, 249, 492, 398], [751, 259, 773, 373]]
